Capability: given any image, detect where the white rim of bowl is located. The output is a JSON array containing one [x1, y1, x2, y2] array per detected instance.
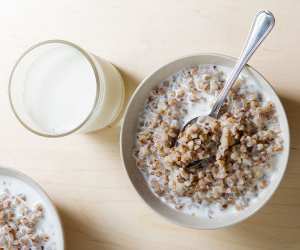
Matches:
[[8, 39, 101, 138], [120, 52, 290, 229]]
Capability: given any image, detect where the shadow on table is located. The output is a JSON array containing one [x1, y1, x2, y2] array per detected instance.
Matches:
[[58, 206, 116, 250], [221, 95, 300, 249], [87, 66, 140, 139], [57, 68, 140, 250]]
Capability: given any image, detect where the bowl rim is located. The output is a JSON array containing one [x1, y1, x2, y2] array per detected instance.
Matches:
[[120, 52, 290, 229], [0, 166, 65, 248]]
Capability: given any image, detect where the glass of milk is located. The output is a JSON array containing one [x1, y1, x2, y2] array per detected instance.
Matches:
[[9, 40, 125, 137]]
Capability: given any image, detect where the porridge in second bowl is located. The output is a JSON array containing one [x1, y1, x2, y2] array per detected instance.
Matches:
[[134, 64, 283, 218], [0, 170, 64, 250]]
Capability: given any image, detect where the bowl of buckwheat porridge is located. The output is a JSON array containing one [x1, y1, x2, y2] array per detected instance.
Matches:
[[121, 54, 290, 229], [0, 167, 64, 249]]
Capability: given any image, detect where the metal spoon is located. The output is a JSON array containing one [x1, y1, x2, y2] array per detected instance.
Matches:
[[180, 10, 275, 168]]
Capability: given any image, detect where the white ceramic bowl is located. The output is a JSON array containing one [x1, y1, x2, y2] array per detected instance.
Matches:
[[120, 54, 290, 229], [0, 167, 65, 248]]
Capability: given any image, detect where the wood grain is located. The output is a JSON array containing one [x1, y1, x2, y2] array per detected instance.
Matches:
[[0, 1, 299, 249]]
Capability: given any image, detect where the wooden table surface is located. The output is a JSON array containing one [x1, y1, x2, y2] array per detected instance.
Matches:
[[0, 1, 299, 249]]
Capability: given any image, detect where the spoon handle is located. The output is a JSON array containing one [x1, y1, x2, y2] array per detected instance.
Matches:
[[209, 10, 275, 118]]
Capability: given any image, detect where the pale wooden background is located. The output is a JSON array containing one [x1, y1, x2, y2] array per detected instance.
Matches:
[[0, 1, 299, 249]]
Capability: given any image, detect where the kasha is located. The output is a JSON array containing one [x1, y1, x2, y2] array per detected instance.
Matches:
[[134, 65, 283, 216]]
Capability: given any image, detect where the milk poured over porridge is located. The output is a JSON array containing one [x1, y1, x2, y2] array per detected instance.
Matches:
[[0, 176, 58, 249], [134, 65, 283, 218]]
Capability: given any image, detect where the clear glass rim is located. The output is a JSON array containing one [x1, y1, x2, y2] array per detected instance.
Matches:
[[8, 39, 101, 138]]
